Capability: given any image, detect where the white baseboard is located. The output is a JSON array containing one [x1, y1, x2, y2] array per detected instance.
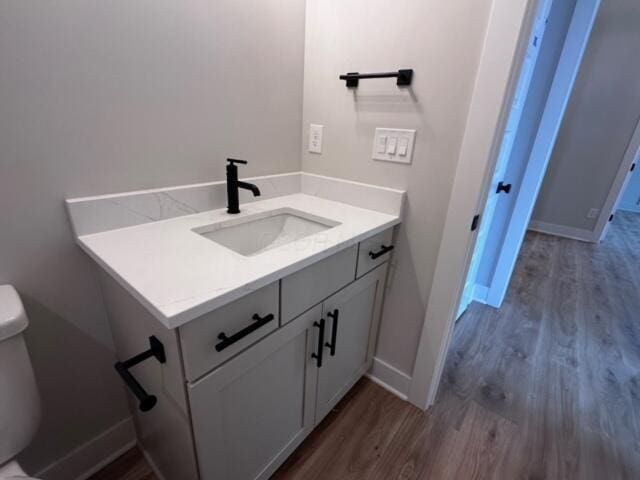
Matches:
[[528, 220, 596, 242], [366, 357, 412, 401], [619, 204, 640, 213], [140, 447, 167, 480], [36, 417, 136, 480]]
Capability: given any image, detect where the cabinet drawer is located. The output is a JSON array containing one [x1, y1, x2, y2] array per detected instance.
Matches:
[[356, 228, 394, 278], [180, 282, 279, 381], [281, 246, 357, 325]]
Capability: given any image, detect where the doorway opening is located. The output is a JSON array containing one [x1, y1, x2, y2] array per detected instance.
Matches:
[[410, 0, 640, 473], [457, 0, 602, 317], [411, 0, 640, 474]]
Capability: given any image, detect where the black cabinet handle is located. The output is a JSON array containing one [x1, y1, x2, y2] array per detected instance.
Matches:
[[215, 313, 275, 352], [496, 181, 512, 194], [312, 318, 326, 368], [115, 336, 166, 412], [369, 244, 394, 260], [325, 309, 339, 356]]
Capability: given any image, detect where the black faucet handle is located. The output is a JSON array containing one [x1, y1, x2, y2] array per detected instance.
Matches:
[[227, 158, 248, 166]]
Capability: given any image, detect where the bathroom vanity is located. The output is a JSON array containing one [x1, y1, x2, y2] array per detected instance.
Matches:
[[66, 172, 404, 480]]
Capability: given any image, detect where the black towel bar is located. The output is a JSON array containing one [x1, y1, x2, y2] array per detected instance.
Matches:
[[339, 69, 413, 88]]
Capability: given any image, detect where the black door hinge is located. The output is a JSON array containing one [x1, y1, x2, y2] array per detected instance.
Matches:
[[631, 163, 636, 172], [609, 214, 614, 222], [471, 214, 480, 231]]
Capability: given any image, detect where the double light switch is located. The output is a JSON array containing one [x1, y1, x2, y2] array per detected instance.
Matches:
[[372, 128, 415, 164]]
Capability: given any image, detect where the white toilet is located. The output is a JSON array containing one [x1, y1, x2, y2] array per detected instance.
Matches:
[[0, 285, 41, 480]]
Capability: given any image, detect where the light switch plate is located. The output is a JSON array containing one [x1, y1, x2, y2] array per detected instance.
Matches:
[[308, 124, 323, 154], [372, 128, 415, 164]]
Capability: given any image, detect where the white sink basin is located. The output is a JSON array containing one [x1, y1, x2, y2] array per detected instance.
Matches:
[[193, 208, 340, 257]]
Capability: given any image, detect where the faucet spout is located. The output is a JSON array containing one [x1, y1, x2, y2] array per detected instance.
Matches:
[[237, 181, 261, 197]]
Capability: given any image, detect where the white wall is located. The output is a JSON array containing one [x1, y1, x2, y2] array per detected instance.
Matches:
[[302, 0, 493, 375], [533, 0, 640, 231], [0, 0, 305, 475]]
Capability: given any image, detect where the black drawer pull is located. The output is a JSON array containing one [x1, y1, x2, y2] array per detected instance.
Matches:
[[312, 318, 326, 368], [369, 244, 394, 260], [325, 309, 339, 356], [215, 313, 275, 352], [115, 336, 166, 412]]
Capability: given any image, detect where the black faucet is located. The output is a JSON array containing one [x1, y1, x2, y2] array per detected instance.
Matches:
[[226, 158, 261, 214]]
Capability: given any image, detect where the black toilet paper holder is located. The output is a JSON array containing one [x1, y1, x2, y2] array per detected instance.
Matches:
[[115, 336, 166, 412]]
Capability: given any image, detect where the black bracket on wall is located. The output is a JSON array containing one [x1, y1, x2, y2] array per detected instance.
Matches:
[[339, 69, 413, 88], [115, 336, 166, 412]]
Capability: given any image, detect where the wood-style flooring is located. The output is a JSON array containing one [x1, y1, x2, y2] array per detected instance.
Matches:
[[91, 211, 640, 480], [87, 447, 154, 480]]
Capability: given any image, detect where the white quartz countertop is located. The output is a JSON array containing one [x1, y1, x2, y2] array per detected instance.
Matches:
[[77, 193, 400, 328]]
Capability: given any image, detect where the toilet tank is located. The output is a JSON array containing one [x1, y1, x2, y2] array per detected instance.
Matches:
[[0, 285, 41, 465]]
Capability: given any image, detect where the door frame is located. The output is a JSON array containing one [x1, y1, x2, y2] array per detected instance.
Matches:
[[407, 0, 602, 410], [593, 116, 640, 241]]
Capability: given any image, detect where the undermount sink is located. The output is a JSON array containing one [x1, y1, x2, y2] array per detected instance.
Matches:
[[193, 208, 340, 257]]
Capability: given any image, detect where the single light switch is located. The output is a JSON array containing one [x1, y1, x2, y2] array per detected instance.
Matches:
[[386, 137, 397, 154], [308, 124, 323, 154], [377, 135, 388, 154], [398, 137, 409, 156]]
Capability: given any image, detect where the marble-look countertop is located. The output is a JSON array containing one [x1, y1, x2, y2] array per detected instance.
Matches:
[[77, 193, 400, 329]]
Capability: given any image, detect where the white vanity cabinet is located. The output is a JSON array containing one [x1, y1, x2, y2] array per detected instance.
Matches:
[[188, 263, 388, 480], [99, 227, 395, 480]]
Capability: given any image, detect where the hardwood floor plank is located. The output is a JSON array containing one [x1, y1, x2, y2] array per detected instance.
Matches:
[[445, 401, 519, 480], [271, 379, 377, 480], [87, 447, 155, 480], [537, 236, 580, 370], [514, 360, 581, 480], [444, 304, 501, 406], [302, 381, 409, 480], [369, 388, 465, 480], [574, 227, 639, 479], [471, 338, 533, 426], [495, 231, 549, 364]]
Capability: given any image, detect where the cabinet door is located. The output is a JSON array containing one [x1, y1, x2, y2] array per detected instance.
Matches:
[[315, 263, 388, 423], [189, 305, 321, 480]]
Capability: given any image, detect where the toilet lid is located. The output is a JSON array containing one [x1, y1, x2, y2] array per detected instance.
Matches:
[[0, 285, 28, 341]]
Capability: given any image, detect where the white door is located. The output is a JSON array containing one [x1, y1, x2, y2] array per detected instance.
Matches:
[[188, 305, 320, 480], [458, 0, 554, 317], [484, 0, 602, 307]]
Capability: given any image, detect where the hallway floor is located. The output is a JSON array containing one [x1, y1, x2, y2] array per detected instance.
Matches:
[[91, 212, 640, 479]]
